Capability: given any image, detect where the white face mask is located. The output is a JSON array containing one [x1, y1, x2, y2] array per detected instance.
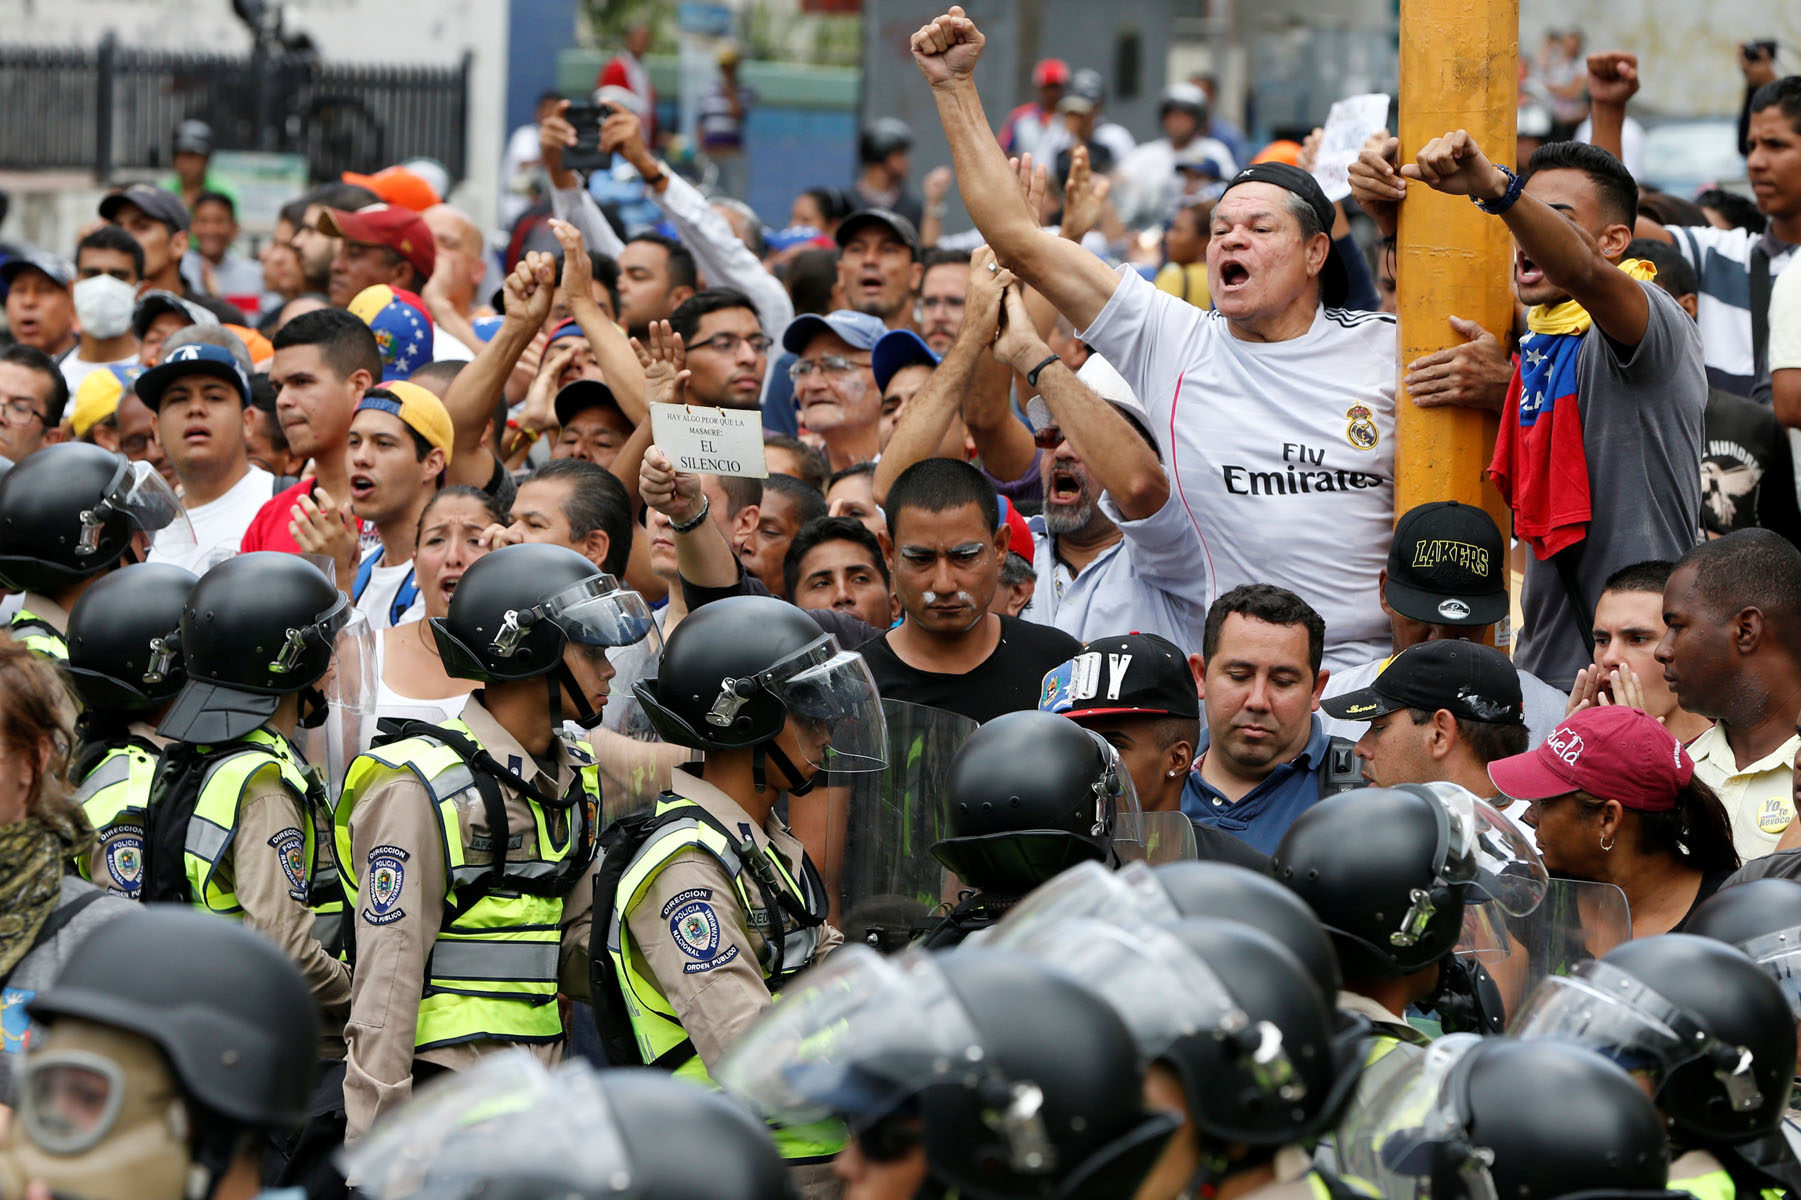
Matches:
[[73, 275, 137, 340]]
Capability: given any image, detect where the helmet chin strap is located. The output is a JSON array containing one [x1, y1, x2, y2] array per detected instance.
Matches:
[[552, 662, 605, 730], [761, 741, 819, 796], [297, 685, 329, 729], [185, 1121, 243, 1200]]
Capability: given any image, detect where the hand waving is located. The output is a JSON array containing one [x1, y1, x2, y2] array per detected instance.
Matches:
[[630, 320, 693, 409]]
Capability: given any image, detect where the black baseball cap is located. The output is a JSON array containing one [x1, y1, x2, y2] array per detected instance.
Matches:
[[99, 183, 191, 233], [553, 380, 623, 428], [1386, 501, 1507, 627], [1039, 632, 1199, 722], [1220, 162, 1348, 308], [0, 249, 74, 289], [1322, 640, 1524, 726], [835, 208, 921, 259]]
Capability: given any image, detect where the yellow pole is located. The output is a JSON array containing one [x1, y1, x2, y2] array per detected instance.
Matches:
[[1394, 0, 1516, 528]]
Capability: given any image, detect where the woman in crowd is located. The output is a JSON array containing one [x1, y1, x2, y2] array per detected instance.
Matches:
[[1489, 706, 1741, 938], [373, 486, 504, 723], [0, 636, 134, 1110]]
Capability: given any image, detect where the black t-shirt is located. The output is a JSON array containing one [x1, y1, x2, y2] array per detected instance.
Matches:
[[1672, 866, 1739, 933], [485, 452, 518, 513], [1702, 388, 1801, 544], [855, 616, 1083, 725]]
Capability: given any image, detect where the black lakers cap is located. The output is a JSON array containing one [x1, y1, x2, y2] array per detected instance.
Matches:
[[1386, 501, 1507, 627]]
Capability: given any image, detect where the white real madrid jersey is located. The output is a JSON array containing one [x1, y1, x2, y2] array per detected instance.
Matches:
[[1080, 269, 1398, 670]]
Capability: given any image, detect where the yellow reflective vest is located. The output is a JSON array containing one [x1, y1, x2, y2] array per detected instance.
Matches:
[[73, 740, 159, 896], [167, 727, 344, 948], [9, 609, 67, 661], [606, 792, 839, 1160], [336, 720, 598, 1052]]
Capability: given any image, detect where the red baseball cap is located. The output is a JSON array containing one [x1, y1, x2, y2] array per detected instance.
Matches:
[[1033, 58, 1071, 87], [317, 205, 437, 282], [997, 494, 1035, 562], [1487, 706, 1695, 812]]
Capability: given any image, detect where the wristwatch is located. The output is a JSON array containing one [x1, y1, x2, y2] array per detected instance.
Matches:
[[1472, 165, 1525, 215]]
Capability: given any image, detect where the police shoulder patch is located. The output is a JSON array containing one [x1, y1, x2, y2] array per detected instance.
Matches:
[[363, 843, 411, 926], [669, 900, 722, 961], [268, 827, 308, 902], [100, 828, 145, 899], [660, 887, 715, 919]]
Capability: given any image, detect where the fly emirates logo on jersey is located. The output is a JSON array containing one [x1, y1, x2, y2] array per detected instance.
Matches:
[[1221, 432, 1387, 498]]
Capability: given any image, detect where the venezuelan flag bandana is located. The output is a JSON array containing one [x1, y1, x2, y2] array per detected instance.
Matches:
[[1488, 258, 1659, 560]]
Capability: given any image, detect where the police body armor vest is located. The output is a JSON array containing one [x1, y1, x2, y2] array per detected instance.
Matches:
[[73, 738, 160, 895], [335, 719, 599, 1052], [9, 610, 67, 661], [602, 792, 839, 1160], [144, 727, 346, 951]]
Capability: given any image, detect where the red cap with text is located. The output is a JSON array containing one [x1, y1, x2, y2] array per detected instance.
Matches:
[[1487, 706, 1695, 812]]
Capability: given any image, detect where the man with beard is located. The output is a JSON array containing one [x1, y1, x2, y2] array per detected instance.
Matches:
[[917, 10, 1398, 673], [288, 182, 379, 297], [1000, 298, 1207, 649], [877, 254, 1205, 648]]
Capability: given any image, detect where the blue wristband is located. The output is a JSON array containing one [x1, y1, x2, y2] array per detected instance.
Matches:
[[1472, 165, 1524, 215]]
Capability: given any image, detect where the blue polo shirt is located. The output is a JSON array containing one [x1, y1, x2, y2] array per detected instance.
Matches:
[[1182, 716, 1332, 854]]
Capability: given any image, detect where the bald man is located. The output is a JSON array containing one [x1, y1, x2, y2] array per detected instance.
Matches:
[[420, 205, 489, 358]]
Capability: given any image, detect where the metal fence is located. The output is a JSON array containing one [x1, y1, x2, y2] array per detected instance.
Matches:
[[0, 35, 470, 184]]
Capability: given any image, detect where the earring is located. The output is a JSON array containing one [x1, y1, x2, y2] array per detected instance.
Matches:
[[1600, 832, 1615, 852], [1167, 770, 1179, 778]]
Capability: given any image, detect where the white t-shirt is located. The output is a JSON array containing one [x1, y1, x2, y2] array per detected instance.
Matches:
[[372, 626, 470, 725], [149, 465, 275, 569], [59, 353, 138, 399], [1769, 249, 1801, 375], [432, 328, 475, 363], [1079, 268, 1398, 671], [1318, 653, 1571, 749], [353, 546, 424, 631]]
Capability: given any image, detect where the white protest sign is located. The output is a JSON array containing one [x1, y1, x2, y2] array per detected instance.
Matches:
[[649, 403, 769, 478], [1311, 93, 1392, 204]]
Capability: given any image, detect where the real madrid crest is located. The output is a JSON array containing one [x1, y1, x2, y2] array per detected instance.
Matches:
[[1344, 404, 1379, 451]]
